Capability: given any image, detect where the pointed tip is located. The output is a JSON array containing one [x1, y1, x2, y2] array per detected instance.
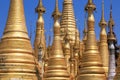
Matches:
[[102, 0, 105, 19], [36, 0, 46, 13], [108, 0, 116, 41], [56, 0, 58, 9], [55, 0, 59, 14], [88, 0, 92, 3], [52, 0, 61, 19], [110, 0, 112, 18], [99, 0, 107, 27], [40, 0, 43, 6], [108, 0, 115, 27]]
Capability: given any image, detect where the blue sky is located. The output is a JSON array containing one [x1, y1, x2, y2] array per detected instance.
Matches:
[[0, 0, 120, 46]]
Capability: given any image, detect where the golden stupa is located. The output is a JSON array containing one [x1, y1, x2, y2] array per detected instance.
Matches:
[[0, 0, 119, 80], [34, 0, 46, 61], [0, 0, 40, 79], [99, 0, 109, 77], [34, 0, 48, 77], [43, 0, 70, 79], [77, 0, 106, 79]]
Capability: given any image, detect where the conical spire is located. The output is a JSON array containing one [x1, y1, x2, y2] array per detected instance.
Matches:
[[83, 13, 88, 43], [34, 0, 46, 60], [99, 0, 109, 77], [34, 0, 47, 78], [43, 0, 70, 79], [109, 0, 115, 27], [99, 0, 107, 27], [107, 0, 116, 41], [108, 1, 117, 80], [52, 0, 61, 18], [77, 0, 106, 80], [60, 0, 80, 45], [0, 0, 40, 79]]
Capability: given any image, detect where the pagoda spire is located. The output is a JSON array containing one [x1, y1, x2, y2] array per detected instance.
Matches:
[[83, 13, 88, 43], [34, 0, 47, 77], [52, 0, 61, 17], [60, 0, 80, 45], [36, 0, 45, 13], [107, 0, 115, 41], [0, 0, 40, 79], [52, 0, 61, 18], [77, 0, 106, 80], [107, 0, 116, 80], [99, 0, 109, 77], [99, 0, 106, 26], [43, 0, 70, 79], [34, 0, 46, 60]]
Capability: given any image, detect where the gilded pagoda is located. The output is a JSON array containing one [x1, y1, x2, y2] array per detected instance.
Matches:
[[0, 0, 120, 80]]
